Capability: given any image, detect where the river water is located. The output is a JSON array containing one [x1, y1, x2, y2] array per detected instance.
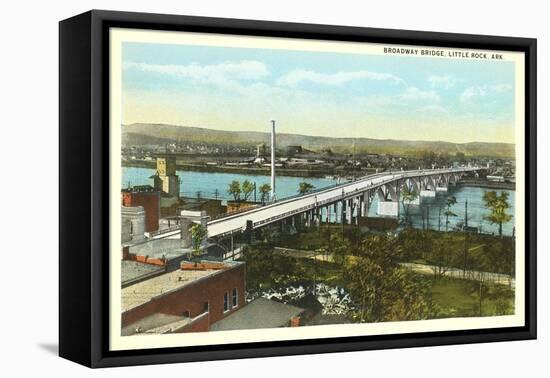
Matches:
[[122, 167, 515, 236], [368, 186, 515, 236]]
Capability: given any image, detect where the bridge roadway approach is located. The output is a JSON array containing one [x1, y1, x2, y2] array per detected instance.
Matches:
[[153, 167, 480, 240]]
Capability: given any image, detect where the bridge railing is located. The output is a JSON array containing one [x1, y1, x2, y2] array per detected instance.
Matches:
[[207, 167, 480, 227], [149, 224, 181, 237], [207, 171, 388, 225], [210, 204, 263, 221]]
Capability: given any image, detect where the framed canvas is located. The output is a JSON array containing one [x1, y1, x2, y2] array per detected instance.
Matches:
[[59, 10, 537, 368]]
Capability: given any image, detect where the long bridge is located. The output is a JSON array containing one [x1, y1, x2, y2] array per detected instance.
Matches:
[[152, 166, 481, 243]]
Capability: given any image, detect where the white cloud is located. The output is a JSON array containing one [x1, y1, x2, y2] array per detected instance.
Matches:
[[428, 75, 458, 89], [398, 86, 441, 102], [276, 69, 440, 109], [419, 104, 448, 114], [124, 60, 269, 85], [460, 83, 512, 102], [492, 83, 513, 93], [460, 86, 486, 102], [276, 69, 405, 87]]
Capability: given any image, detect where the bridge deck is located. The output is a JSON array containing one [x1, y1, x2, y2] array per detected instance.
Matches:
[[152, 167, 478, 240]]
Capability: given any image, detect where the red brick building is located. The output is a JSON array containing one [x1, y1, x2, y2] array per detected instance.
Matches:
[[122, 185, 160, 232], [121, 260, 246, 334]]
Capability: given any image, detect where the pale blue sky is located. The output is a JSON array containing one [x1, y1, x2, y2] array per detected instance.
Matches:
[[122, 42, 516, 143]]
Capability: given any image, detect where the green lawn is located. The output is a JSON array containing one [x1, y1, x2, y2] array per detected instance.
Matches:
[[431, 277, 514, 318], [295, 258, 346, 287], [244, 232, 515, 321], [278, 225, 360, 251]]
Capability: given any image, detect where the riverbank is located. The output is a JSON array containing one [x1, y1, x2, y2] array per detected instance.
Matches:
[[123, 160, 371, 178], [457, 179, 515, 190]]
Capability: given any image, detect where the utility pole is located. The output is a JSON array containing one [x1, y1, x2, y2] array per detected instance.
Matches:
[[254, 182, 257, 203], [270, 120, 276, 202], [438, 206, 442, 231], [463, 226, 468, 279], [341, 189, 345, 238], [426, 205, 430, 230], [465, 199, 469, 228], [421, 207, 426, 231]]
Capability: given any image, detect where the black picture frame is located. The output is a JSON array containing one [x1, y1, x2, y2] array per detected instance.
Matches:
[[59, 9, 537, 368]]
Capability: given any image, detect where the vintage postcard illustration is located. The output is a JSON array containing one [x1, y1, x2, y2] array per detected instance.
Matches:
[[109, 29, 525, 350]]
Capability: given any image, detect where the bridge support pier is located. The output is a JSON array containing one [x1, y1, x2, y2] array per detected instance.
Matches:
[[377, 201, 399, 218], [315, 208, 320, 228], [362, 191, 370, 218], [420, 189, 436, 198], [351, 197, 357, 224]]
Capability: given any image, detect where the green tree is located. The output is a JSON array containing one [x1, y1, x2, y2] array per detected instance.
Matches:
[[397, 228, 425, 261], [242, 180, 255, 202], [242, 245, 305, 292], [427, 233, 454, 280], [189, 223, 207, 260], [228, 180, 241, 202], [469, 244, 491, 316], [444, 195, 457, 232], [400, 186, 418, 227], [259, 225, 280, 244], [327, 233, 353, 266], [343, 234, 435, 322], [483, 191, 513, 237], [258, 183, 271, 204], [298, 182, 315, 195]]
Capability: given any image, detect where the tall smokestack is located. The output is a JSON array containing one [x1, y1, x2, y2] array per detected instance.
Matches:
[[270, 120, 276, 201]]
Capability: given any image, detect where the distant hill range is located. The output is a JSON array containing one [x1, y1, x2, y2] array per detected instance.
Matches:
[[122, 123, 515, 158]]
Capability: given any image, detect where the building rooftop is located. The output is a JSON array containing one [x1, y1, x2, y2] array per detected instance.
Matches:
[[121, 261, 242, 313], [145, 316, 194, 334], [121, 260, 165, 288], [210, 297, 304, 331], [128, 239, 187, 261], [122, 185, 157, 193], [127, 238, 227, 263], [121, 313, 184, 336]]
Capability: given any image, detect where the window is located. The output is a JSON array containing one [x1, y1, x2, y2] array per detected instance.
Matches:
[[232, 288, 238, 308], [223, 292, 229, 312]]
